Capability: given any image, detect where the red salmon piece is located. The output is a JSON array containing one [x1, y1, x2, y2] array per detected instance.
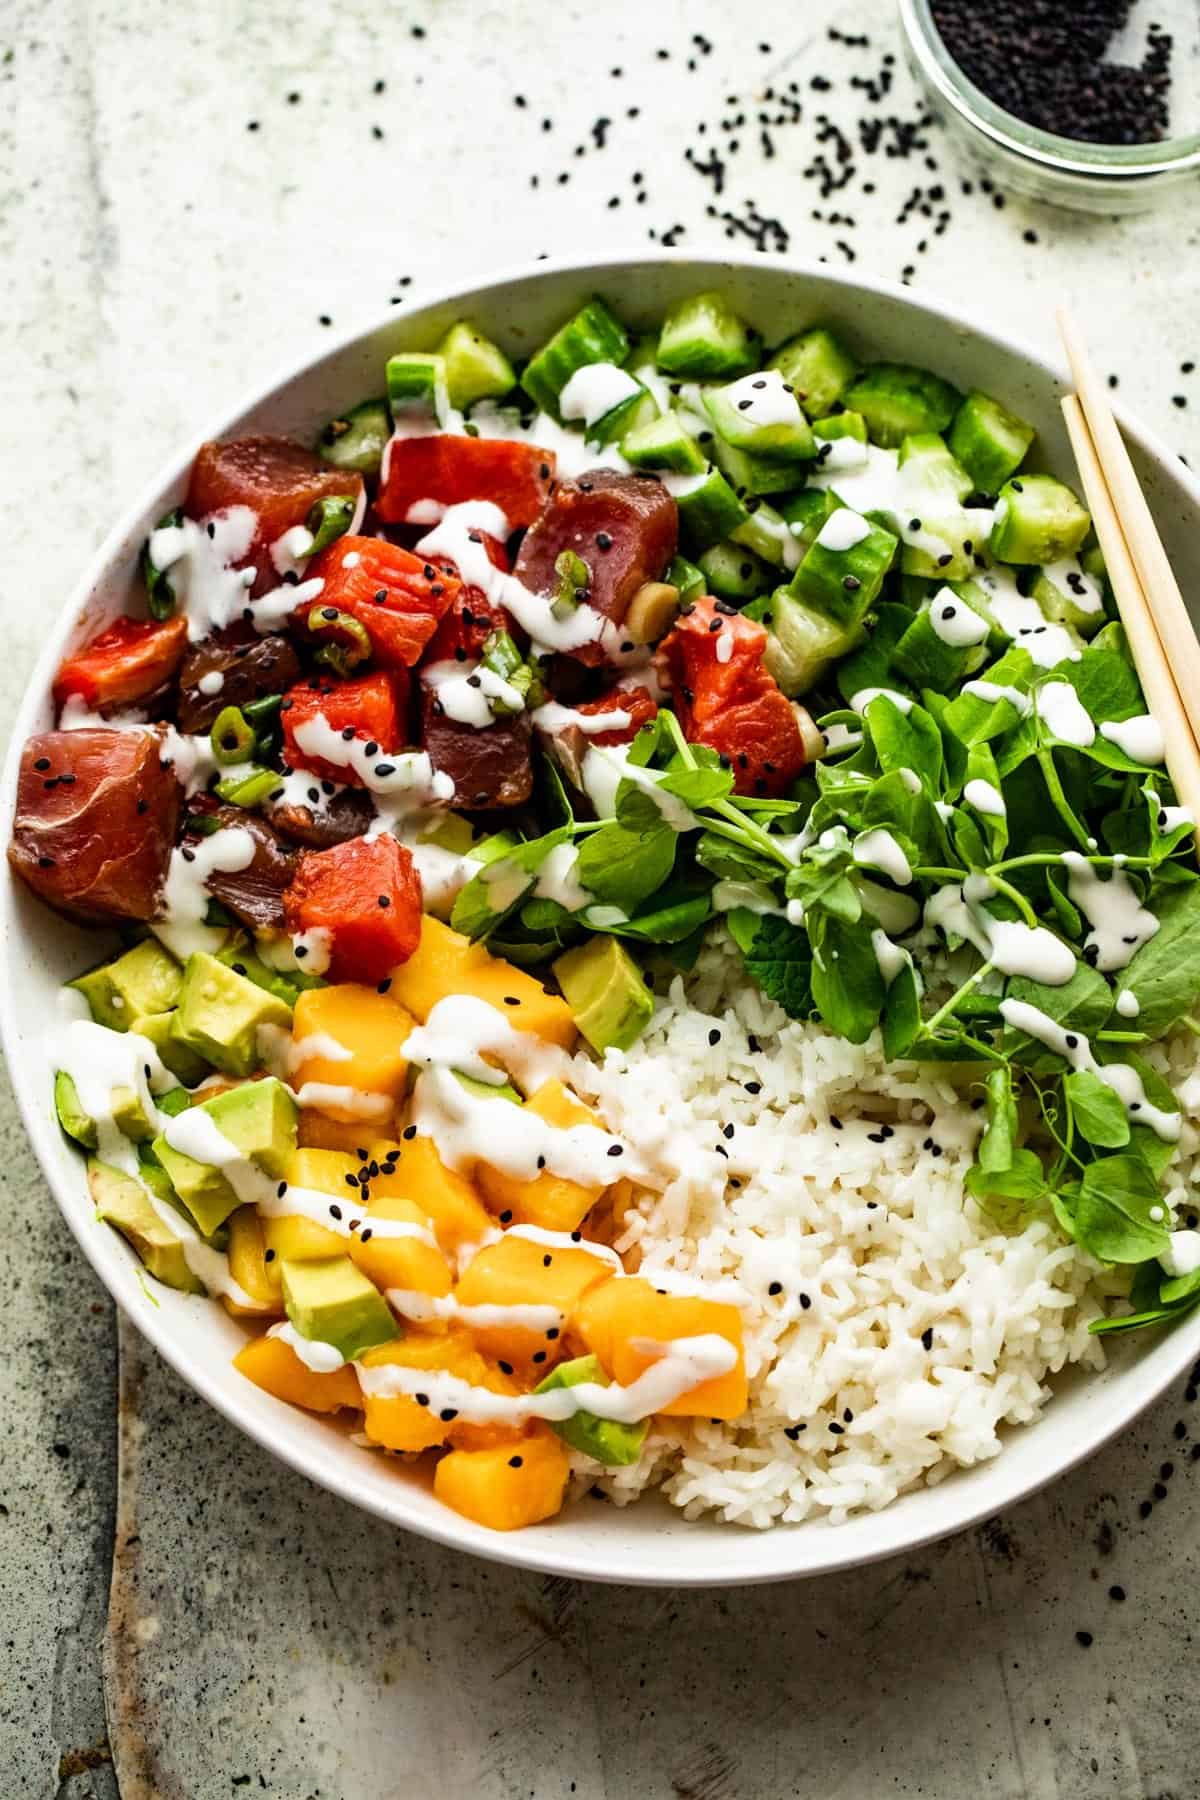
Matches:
[[513, 470, 677, 666], [376, 436, 554, 529], [572, 683, 659, 747], [283, 835, 423, 983], [306, 536, 459, 671], [8, 728, 181, 922], [280, 672, 407, 787], [53, 615, 189, 713], [422, 534, 514, 664], [186, 437, 365, 596]]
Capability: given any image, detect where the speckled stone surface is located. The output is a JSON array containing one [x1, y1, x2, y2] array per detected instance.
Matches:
[[4, 1, 1200, 1794]]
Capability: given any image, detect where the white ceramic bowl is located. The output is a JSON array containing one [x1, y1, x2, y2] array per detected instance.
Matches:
[[6, 253, 1200, 1587]]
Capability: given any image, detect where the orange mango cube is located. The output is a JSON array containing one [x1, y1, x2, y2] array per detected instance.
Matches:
[[575, 1277, 747, 1420]]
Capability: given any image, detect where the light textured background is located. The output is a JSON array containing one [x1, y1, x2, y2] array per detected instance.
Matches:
[[4, 2, 1200, 1795]]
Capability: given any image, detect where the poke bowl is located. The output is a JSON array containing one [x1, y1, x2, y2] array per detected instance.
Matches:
[[5, 251, 1200, 1586]]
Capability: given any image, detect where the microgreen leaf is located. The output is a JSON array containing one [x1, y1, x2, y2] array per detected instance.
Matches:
[[1064, 1069, 1131, 1149], [1071, 1154, 1171, 1263]]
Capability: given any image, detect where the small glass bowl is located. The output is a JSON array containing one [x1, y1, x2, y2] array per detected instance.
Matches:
[[899, 0, 1200, 213]]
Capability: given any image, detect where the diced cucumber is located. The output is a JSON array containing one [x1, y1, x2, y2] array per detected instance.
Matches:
[[788, 510, 898, 627], [656, 291, 758, 380], [943, 579, 1007, 652], [776, 488, 837, 555], [667, 553, 707, 604], [890, 605, 990, 692], [843, 363, 963, 448], [898, 433, 973, 504], [948, 390, 1035, 495], [745, 589, 859, 696], [813, 410, 868, 443], [989, 474, 1090, 565], [317, 397, 391, 477], [894, 434, 981, 580], [671, 467, 749, 553], [621, 409, 707, 473], [709, 431, 806, 497], [835, 604, 916, 705], [386, 352, 451, 427], [731, 501, 802, 569], [767, 327, 859, 417], [436, 321, 517, 411], [1031, 561, 1106, 637], [520, 297, 630, 417], [558, 365, 649, 442], [697, 540, 773, 600], [702, 371, 815, 461]]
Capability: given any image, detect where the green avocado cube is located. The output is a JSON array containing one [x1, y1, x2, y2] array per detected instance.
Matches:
[[88, 1158, 204, 1296], [54, 1070, 98, 1148], [535, 1354, 648, 1466], [172, 952, 292, 1078], [280, 1257, 395, 1361], [214, 939, 323, 1008], [130, 1011, 211, 1087], [152, 1076, 297, 1237], [70, 939, 183, 1032], [554, 937, 653, 1054]]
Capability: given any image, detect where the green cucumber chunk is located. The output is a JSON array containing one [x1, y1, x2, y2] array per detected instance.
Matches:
[[948, 390, 1035, 494], [744, 590, 859, 697], [843, 362, 962, 448], [990, 474, 1091, 565], [890, 603, 990, 691], [672, 468, 749, 554], [656, 291, 757, 380], [386, 352, 451, 425], [709, 432, 805, 497], [667, 554, 707, 604], [436, 321, 517, 410], [788, 509, 898, 626], [768, 326, 858, 417], [697, 540, 774, 600], [1030, 559, 1106, 636], [318, 398, 391, 477], [621, 410, 707, 473], [702, 371, 815, 461], [521, 297, 630, 417], [812, 410, 868, 443]]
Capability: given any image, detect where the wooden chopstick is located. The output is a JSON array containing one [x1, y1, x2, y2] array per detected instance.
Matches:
[[1060, 393, 1200, 834], [1058, 306, 1200, 723]]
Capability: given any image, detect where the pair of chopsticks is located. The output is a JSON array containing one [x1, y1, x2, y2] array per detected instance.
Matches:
[[1058, 309, 1200, 832]]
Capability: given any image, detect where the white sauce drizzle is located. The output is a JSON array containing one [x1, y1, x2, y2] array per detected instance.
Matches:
[[156, 826, 256, 961], [269, 1319, 348, 1373], [148, 508, 258, 642], [850, 687, 913, 716], [1061, 852, 1158, 972], [926, 880, 1076, 984], [531, 699, 633, 737], [1036, 681, 1096, 747], [998, 999, 1180, 1140], [963, 778, 1006, 818], [422, 659, 525, 728], [961, 680, 1032, 718], [929, 588, 990, 649], [1099, 715, 1165, 765], [815, 509, 872, 553], [558, 363, 642, 431], [852, 828, 912, 886], [290, 712, 453, 808], [721, 369, 804, 430]]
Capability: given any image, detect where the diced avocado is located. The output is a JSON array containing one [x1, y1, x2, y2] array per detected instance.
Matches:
[[788, 510, 898, 626], [812, 410, 868, 443], [621, 410, 707, 474], [453, 1069, 524, 1105], [990, 474, 1091, 565], [697, 540, 773, 601], [172, 952, 292, 1078], [110, 1084, 157, 1144], [317, 397, 391, 478], [521, 297, 630, 417], [842, 362, 962, 448], [948, 390, 1035, 495], [535, 1353, 648, 1465], [55, 1070, 97, 1149], [386, 351, 451, 427], [744, 590, 858, 697], [280, 1256, 395, 1361], [131, 1011, 210, 1087], [214, 939, 323, 1009], [702, 374, 815, 461], [88, 1158, 204, 1296], [1030, 559, 1106, 637], [672, 468, 749, 554], [656, 291, 757, 380], [666, 553, 706, 605], [709, 432, 804, 497], [767, 326, 859, 418], [554, 937, 654, 1054], [152, 1077, 297, 1237], [435, 321, 516, 410], [70, 939, 183, 1032]]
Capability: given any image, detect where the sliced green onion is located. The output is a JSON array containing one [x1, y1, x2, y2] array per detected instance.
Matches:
[[241, 692, 283, 724], [214, 767, 280, 808], [481, 628, 523, 682], [305, 494, 358, 556], [305, 604, 372, 677], [210, 705, 256, 766], [140, 506, 183, 620], [551, 549, 589, 622]]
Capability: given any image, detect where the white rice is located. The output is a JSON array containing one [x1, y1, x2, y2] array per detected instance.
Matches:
[[567, 932, 1200, 1530]]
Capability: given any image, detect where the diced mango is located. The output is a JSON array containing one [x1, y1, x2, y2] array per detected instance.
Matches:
[[453, 1231, 614, 1369], [366, 1134, 494, 1256], [358, 1328, 515, 1454], [233, 1331, 362, 1414], [433, 1427, 570, 1531], [388, 916, 576, 1048], [263, 1147, 358, 1261], [290, 983, 415, 1123], [349, 1191, 452, 1297], [475, 1081, 607, 1232], [224, 1206, 283, 1317], [298, 1110, 398, 1151], [575, 1278, 747, 1420]]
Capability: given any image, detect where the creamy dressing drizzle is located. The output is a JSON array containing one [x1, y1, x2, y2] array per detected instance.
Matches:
[[402, 994, 570, 1094], [532, 700, 633, 737], [961, 680, 1032, 718], [290, 712, 453, 808], [422, 659, 525, 728], [928, 588, 990, 649], [850, 687, 912, 716], [998, 1000, 1180, 1140], [558, 362, 642, 431], [815, 509, 872, 553], [269, 1320, 347, 1373], [148, 508, 258, 642], [156, 826, 256, 960], [1061, 852, 1158, 972], [963, 778, 1006, 818], [533, 842, 595, 913], [579, 744, 697, 831], [926, 880, 1076, 984], [412, 1064, 632, 1184], [384, 1289, 565, 1332], [810, 442, 989, 562], [1035, 681, 1096, 747], [1099, 715, 1165, 765], [722, 368, 804, 429], [852, 828, 912, 886]]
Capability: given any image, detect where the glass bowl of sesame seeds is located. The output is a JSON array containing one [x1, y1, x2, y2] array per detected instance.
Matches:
[[899, 0, 1200, 212]]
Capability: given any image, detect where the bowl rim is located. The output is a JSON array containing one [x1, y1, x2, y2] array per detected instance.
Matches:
[[6, 246, 1200, 1587]]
